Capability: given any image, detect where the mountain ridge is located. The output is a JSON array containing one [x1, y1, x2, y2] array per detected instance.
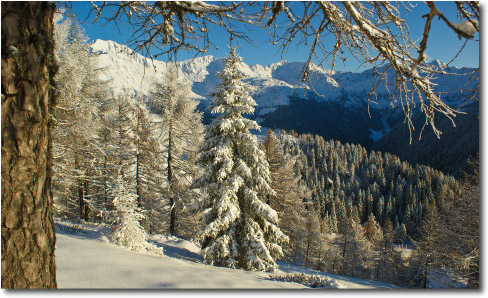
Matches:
[[90, 39, 476, 110]]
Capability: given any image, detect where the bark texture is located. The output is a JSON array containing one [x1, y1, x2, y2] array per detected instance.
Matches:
[[1, 1, 57, 288]]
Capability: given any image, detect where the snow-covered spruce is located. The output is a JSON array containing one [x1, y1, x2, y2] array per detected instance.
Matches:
[[192, 47, 288, 271], [269, 273, 346, 288], [110, 172, 163, 256]]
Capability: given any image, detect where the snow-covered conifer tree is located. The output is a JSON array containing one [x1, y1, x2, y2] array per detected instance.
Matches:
[[107, 93, 160, 229], [364, 214, 383, 245], [110, 171, 162, 255], [193, 48, 287, 271]]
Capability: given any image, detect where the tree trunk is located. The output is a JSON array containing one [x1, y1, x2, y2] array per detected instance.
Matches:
[[304, 239, 310, 267], [1, 2, 57, 288], [75, 152, 86, 220], [78, 181, 85, 219], [423, 258, 428, 289], [168, 117, 176, 235], [83, 180, 90, 221], [135, 106, 141, 208]]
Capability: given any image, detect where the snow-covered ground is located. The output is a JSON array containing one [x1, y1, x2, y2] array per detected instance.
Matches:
[[55, 221, 399, 289]]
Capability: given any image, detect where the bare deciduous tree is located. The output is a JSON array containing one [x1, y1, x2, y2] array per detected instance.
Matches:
[[263, 1, 479, 140]]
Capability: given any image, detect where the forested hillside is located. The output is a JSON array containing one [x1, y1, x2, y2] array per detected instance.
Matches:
[[260, 95, 403, 147], [2, 1, 479, 290], [268, 130, 477, 287], [279, 131, 460, 239]]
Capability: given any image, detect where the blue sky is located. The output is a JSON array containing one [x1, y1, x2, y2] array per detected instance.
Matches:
[[69, 1, 479, 71]]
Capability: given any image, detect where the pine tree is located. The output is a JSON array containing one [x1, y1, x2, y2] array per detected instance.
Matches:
[[120, 96, 165, 232], [340, 217, 375, 280], [114, 94, 139, 198], [364, 214, 383, 245], [95, 94, 127, 222], [193, 47, 287, 271], [375, 218, 398, 284], [411, 203, 442, 288], [393, 222, 408, 244], [302, 205, 322, 268]]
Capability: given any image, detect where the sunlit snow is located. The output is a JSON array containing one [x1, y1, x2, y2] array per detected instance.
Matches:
[[55, 222, 399, 289]]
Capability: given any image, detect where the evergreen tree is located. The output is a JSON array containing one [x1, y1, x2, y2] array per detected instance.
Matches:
[[302, 205, 323, 268], [193, 48, 287, 271], [109, 171, 162, 255], [114, 94, 139, 198], [410, 203, 442, 288], [364, 214, 383, 245], [376, 218, 398, 284], [393, 222, 408, 244], [338, 217, 374, 280], [114, 95, 164, 232]]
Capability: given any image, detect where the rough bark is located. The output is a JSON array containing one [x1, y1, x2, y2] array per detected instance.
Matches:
[[1, 1, 57, 288]]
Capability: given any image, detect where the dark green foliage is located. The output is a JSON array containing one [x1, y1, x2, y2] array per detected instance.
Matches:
[[278, 131, 460, 240], [248, 93, 478, 181], [275, 131, 469, 287]]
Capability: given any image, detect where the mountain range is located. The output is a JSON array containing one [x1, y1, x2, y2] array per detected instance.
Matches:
[[90, 39, 479, 178]]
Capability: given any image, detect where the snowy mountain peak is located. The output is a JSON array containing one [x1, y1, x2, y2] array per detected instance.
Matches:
[[429, 59, 447, 69], [90, 39, 132, 55]]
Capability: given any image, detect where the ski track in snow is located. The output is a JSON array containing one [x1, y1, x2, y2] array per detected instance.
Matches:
[[55, 222, 399, 289]]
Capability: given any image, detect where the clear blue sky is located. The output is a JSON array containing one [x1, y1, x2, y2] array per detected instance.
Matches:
[[69, 1, 479, 71]]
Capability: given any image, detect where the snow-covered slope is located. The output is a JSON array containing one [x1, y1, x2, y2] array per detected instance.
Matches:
[[55, 222, 399, 289]]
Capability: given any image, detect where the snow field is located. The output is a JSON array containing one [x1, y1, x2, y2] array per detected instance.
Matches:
[[54, 222, 399, 289], [55, 226, 302, 289]]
